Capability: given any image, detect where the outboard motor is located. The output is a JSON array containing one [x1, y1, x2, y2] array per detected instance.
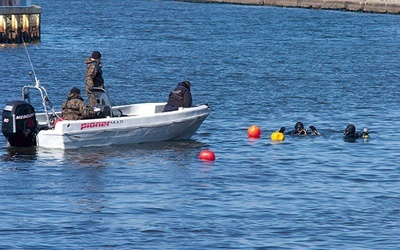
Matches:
[[2, 101, 38, 147]]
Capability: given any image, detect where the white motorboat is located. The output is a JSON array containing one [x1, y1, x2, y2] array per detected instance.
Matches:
[[2, 81, 210, 149]]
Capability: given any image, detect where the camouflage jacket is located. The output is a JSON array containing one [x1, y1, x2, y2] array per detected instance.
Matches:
[[61, 93, 94, 120], [85, 58, 104, 89]]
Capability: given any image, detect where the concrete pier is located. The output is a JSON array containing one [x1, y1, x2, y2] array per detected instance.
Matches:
[[177, 0, 400, 14], [0, 5, 41, 44]]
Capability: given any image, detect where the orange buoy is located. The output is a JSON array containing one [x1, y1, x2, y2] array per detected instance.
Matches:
[[248, 125, 261, 138], [199, 150, 215, 161]]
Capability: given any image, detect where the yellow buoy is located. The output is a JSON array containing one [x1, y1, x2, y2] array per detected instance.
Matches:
[[270, 127, 285, 141], [270, 131, 285, 141]]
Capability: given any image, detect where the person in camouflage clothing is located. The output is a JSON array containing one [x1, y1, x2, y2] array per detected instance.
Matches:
[[85, 51, 104, 108], [61, 87, 95, 120]]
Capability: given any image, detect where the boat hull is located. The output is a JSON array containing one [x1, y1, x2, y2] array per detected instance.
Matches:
[[36, 103, 210, 149]]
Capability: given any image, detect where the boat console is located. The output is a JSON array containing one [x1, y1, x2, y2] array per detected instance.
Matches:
[[92, 87, 113, 117]]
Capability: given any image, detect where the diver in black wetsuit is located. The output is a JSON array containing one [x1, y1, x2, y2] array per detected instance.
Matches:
[[286, 122, 321, 136], [344, 124, 369, 142]]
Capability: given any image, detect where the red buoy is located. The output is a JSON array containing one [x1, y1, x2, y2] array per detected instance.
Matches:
[[248, 125, 261, 138], [199, 150, 215, 161]]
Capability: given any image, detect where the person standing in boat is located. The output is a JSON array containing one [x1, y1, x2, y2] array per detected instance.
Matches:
[[85, 51, 104, 108], [163, 80, 193, 112], [62, 87, 96, 120]]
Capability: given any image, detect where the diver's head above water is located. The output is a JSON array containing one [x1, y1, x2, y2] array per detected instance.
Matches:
[[344, 124, 357, 137], [294, 122, 306, 135]]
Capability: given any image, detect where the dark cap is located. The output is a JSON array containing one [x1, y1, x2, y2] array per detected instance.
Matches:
[[70, 87, 81, 95], [91, 51, 101, 60]]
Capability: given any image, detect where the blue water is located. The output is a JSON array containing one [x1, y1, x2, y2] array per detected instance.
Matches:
[[1, 0, 400, 249]]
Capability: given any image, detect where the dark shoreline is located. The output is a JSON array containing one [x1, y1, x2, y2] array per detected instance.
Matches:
[[176, 0, 400, 14]]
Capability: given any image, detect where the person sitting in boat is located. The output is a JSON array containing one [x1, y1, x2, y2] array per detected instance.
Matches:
[[85, 51, 104, 108], [163, 80, 193, 112], [343, 124, 369, 142], [62, 87, 97, 120], [286, 121, 321, 136]]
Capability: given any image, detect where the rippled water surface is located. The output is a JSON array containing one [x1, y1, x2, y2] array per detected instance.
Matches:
[[1, 0, 400, 249]]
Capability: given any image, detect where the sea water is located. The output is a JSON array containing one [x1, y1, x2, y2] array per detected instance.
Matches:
[[0, 0, 400, 249]]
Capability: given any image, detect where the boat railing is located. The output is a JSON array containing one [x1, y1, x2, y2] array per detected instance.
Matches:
[[21, 80, 58, 127]]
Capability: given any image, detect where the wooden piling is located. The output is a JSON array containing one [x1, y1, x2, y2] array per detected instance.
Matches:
[[0, 5, 41, 44]]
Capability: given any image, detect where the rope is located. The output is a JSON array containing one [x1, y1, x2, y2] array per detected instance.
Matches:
[[21, 36, 39, 87]]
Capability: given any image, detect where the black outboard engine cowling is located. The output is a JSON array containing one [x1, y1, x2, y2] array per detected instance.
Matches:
[[2, 101, 38, 147]]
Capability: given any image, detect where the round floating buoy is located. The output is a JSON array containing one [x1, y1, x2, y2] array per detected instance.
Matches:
[[270, 131, 285, 141], [199, 150, 215, 161], [248, 125, 261, 138]]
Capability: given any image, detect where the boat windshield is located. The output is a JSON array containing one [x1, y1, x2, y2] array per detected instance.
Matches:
[[92, 87, 112, 107]]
